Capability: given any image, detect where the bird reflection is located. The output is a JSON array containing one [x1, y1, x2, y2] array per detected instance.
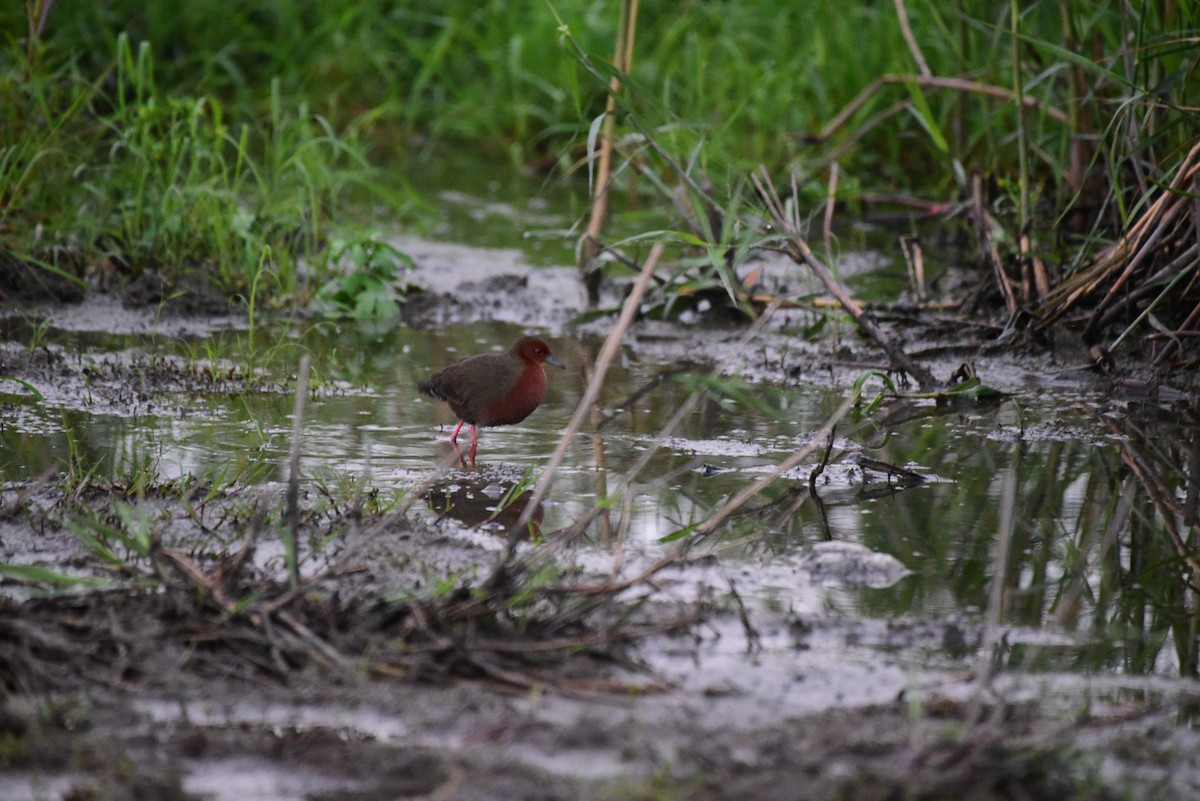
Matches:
[[424, 476, 544, 538]]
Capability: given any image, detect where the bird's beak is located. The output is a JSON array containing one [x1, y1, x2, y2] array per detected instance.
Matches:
[[546, 354, 566, 370]]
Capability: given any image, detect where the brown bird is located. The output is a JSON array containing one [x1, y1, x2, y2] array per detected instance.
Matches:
[[418, 336, 565, 466]]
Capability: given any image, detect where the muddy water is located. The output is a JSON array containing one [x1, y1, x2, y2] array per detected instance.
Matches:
[[4, 161, 1200, 798], [4, 147, 1198, 695], [3, 296, 1195, 687]]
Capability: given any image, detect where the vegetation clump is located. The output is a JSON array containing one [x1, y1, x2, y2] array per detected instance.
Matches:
[[3, 3, 1195, 332]]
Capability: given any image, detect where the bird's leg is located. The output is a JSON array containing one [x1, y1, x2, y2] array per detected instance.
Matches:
[[450, 438, 468, 468], [449, 419, 467, 444], [468, 424, 479, 468]]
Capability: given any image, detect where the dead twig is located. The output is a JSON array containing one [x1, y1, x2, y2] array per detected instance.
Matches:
[[809, 427, 837, 489], [811, 73, 1070, 145], [579, 0, 641, 306], [753, 166, 940, 389], [285, 354, 311, 590]]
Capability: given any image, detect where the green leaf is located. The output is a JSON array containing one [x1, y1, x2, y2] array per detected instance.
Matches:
[[659, 522, 700, 543], [903, 79, 949, 154], [317, 238, 413, 320], [0, 563, 109, 587], [0, 376, 44, 401], [585, 111, 607, 196], [353, 282, 401, 319], [64, 516, 125, 565], [851, 369, 898, 412], [940, 377, 1005, 400]]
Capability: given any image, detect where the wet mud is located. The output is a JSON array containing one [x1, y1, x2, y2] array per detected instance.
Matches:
[[2, 237, 1199, 800]]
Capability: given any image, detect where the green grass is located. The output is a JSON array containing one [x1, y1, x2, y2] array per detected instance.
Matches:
[[3, 21, 383, 308], [2, 1, 1197, 310]]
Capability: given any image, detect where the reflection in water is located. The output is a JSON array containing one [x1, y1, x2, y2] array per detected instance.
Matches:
[[2, 320, 1198, 682], [425, 476, 544, 539], [852, 406, 1200, 680]]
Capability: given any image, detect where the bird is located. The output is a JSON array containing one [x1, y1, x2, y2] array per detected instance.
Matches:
[[418, 336, 565, 466]]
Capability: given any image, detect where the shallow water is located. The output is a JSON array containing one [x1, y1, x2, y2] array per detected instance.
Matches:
[[2, 154, 1198, 695], [3, 301, 1195, 686]]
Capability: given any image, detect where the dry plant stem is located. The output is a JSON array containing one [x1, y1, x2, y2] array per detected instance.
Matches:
[[521, 275, 775, 583], [815, 74, 1069, 143], [544, 547, 699, 597], [754, 167, 939, 390], [528, 456, 705, 576], [156, 548, 240, 615], [333, 434, 461, 576], [974, 174, 1017, 316], [391, 448, 469, 518], [24, 0, 55, 70], [1108, 253, 1198, 352], [694, 392, 859, 537], [900, 235, 927, 301], [1186, 406, 1200, 527], [1089, 203, 1190, 336], [561, 27, 720, 217], [156, 544, 353, 675], [285, 354, 310, 590], [630, 159, 699, 232], [514, 242, 665, 539], [1155, 284, 1200, 366], [823, 162, 839, 263], [1043, 140, 1200, 326], [580, 0, 640, 304], [585, 354, 615, 542], [595, 363, 696, 432], [275, 609, 351, 671], [814, 100, 911, 177], [1154, 176, 1200, 363], [809, 429, 837, 489], [893, 0, 932, 77]]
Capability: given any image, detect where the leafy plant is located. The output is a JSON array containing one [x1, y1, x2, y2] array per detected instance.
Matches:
[[65, 501, 156, 566], [314, 238, 416, 320], [2, 26, 376, 310], [0, 563, 110, 589], [0, 376, 43, 401]]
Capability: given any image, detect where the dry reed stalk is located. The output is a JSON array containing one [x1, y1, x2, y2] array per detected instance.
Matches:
[[1112, 423, 1200, 578], [1040, 139, 1200, 333], [893, 0, 932, 78], [285, 353, 311, 590], [812, 74, 1070, 144], [823, 161, 839, 263], [579, 0, 640, 306], [973, 174, 1017, 317], [753, 166, 939, 389]]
